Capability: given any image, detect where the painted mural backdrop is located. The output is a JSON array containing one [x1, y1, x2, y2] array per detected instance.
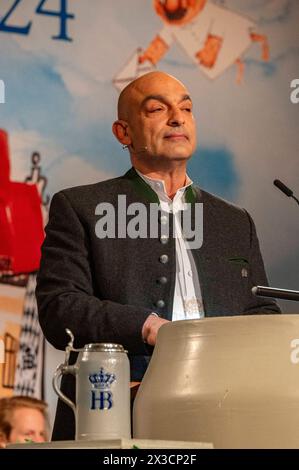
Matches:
[[0, 0, 298, 413]]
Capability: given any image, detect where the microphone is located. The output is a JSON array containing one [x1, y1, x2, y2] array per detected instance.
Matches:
[[273, 179, 299, 206], [261, 179, 299, 306], [122, 145, 148, 154], [252, 285, 299, 301], [130, 145, 148, 155], [273, 179, 293, 197]]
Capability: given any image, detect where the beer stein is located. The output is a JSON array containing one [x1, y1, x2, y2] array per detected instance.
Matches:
[[53, 329, 131, 441]]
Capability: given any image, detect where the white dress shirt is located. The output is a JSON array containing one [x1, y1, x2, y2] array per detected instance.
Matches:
[[135, 169, 205, 321]]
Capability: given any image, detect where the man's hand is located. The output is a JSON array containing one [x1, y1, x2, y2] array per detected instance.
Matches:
[[142, 314, 169, 346]]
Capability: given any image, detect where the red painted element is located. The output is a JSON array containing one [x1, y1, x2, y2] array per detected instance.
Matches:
[[0, 129, 44, 275], [0, 130, 10, 186]]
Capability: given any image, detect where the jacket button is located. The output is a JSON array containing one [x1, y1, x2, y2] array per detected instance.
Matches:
[[159, 254, 169, 264], [156, 300, 165, 308], [157, 276, 168, 285], [160, 215, 168, 225], [160, 235, 169, 244]]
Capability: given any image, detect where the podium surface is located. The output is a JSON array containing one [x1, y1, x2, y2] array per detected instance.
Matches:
[[7, 438, 213, 449], [134, 314, 299, 449]]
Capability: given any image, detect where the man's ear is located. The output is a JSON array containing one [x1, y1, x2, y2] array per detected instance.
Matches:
[[112, 120, 131, 146]]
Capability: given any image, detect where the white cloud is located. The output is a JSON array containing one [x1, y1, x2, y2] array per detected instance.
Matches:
[[47, 155, 114, 192], [55, 64, 99, 98], [8, 129, 114, 194], [9, 129, 61, 181]]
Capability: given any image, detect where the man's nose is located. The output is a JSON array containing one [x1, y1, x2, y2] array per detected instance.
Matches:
[[168, 108, 185, 127], [164, 0, 179, 11]]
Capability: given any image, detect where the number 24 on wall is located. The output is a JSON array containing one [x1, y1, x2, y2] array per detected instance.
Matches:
[[0, 0, 74, 41]]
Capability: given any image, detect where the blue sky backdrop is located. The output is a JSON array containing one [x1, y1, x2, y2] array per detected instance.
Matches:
[[0, 0, 299, 311]]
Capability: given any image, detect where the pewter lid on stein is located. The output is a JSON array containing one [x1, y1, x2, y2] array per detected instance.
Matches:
[[83, 343, 127, 353]]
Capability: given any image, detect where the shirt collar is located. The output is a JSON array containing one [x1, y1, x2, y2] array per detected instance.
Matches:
[[135, 168, 193, 204]]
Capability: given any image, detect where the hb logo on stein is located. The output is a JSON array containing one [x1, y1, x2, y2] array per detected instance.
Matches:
[[89, 367, 116, 410]]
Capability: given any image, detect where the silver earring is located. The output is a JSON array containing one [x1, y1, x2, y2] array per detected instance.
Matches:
[[122, 144, 129, 150]]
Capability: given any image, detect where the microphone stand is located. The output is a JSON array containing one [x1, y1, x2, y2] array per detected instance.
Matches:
[[260, 180, 299, 301], [273, 179, 299, 206], [289, 194, 299, 206], [252, 286, 299, 302]]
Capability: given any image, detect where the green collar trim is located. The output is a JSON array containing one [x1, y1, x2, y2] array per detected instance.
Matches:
[[125, 167, 159, 203], [124, 167, 197, 204], [185, 185, 197, 204]]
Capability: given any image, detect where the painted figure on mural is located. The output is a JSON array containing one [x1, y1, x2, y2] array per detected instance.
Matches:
[[114, 0, 269, 90], [0, 130, 48, 398], [0, 130, 45, 277]]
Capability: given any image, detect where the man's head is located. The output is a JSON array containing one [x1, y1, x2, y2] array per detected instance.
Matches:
[[112, 71, 197, 173], [0, 396, 49, 447]]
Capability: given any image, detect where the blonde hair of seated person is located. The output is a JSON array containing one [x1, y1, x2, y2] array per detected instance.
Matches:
[[0, 396, 49, 447]]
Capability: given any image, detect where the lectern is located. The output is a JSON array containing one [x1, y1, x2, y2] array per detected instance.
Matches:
[[133, 314, 299, 448]]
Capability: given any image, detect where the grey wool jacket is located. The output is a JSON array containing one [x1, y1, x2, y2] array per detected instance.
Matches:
[[36, 167, 280, 440]]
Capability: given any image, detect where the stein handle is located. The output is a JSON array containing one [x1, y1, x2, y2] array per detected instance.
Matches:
[[53, 364, 77, 414]]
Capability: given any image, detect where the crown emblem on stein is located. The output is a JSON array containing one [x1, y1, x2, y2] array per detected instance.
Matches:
[[88, 367, 116, 390]]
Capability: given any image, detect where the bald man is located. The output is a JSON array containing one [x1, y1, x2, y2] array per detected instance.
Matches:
[[36, 71, 280, 440]]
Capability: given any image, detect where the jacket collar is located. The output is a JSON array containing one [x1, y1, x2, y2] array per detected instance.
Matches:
[[124, 167, 198, 204]]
